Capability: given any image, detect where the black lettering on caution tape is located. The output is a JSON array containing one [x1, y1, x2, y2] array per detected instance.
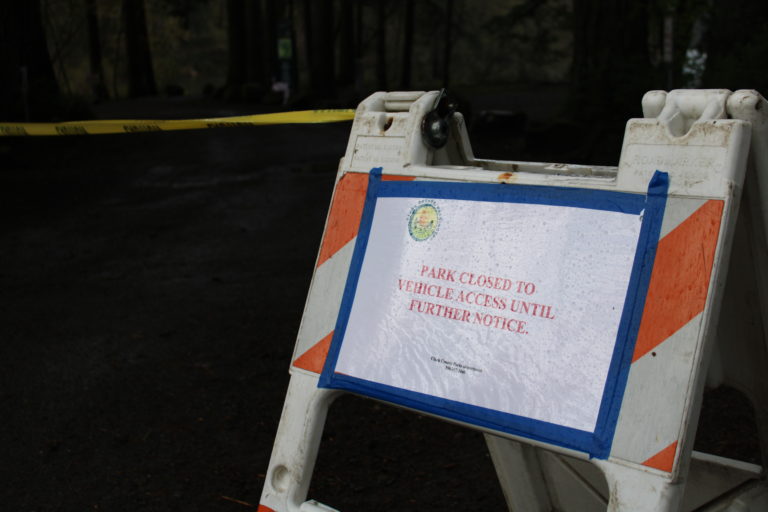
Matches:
[[0, 126, 28, 136], [122, 124, 161, 132], [55, 126, 88, 135]]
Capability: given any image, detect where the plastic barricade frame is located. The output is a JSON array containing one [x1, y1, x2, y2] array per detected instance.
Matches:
[[258, 89, 768, 512]]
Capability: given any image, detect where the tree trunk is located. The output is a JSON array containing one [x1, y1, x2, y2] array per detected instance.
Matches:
[[265, 0, 280, 83], [337, 0, 355, 86], [400, 0, 414, 89], [376, 0, 387, 90], [571, 0, 655, 120], [123, 0, 156, 97], [226, 0, 247, 92], [245, 0, 266, 86], [703, 0, 768, 93], [355, 1, 363, 53], [85, 0, 108, 100], [308, 0, 335, 98], [442, 0, 453, 87], [0, 0, 59, 120]]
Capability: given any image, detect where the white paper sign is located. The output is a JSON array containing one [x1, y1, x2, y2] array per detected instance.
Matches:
[[334, 196, 643, 433]]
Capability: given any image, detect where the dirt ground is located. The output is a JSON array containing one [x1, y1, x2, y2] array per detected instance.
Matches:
[[0, 99, 510, 512], [0, 96, 760, 512]]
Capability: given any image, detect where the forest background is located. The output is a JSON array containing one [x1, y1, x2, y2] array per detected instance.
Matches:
[[5, 0, 768, 141]]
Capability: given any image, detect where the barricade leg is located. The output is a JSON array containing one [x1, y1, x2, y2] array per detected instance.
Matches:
[[728, 90, 768, 467], [595, 461, 686, 512], [714, 181, 768, 468], [259, 372, 339, 512], [484, 434, 552, 511]]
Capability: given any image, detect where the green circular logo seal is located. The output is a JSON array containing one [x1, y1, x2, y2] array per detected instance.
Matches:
[[408, 202, 440, 241]]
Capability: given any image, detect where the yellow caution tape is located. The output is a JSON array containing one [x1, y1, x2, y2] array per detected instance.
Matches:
[[0, 109, 356, 136]]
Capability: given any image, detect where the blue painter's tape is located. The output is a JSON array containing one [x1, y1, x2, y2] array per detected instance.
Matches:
[[319, 169, 669, 459], [376, 179, 648, 215], [320, 167, 383, 391], [590, 170, 668, 456]]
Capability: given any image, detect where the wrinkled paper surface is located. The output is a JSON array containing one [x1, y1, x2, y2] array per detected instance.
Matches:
[[335, 197, 642, 433]]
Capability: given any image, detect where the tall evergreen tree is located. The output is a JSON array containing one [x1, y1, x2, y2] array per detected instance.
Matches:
[[571, 0, 656, 123], [123, 0, 157, 97], [0, 0, 60, 120], [85, 0, 109, 100], [376, 0, 387, 90], [400, 0, 415, 89], [226, 0, 248, 90], [259, 0, 280, 88], [442, 0, 453, 87], [245, 0, 266, 86], [337, 0, 355, 87], [308, 0, 335, 98]]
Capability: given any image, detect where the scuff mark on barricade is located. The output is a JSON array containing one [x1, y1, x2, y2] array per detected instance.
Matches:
[[497, 172, 517, 183]]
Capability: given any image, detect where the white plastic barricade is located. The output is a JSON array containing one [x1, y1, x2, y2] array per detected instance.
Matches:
[[257, 89, 768, 512]]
